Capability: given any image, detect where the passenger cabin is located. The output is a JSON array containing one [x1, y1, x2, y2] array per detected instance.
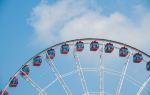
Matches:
[[90, 41, 99, 51], [105, 43, 114, 53], [47, 49, 55, 59], [146, 61, 150, 71], [9, 77, 18, 87], [61, 44, 69, 54], [0, 90, 8, 95], [33, 56, 42, 66], [119, 47, 128, 57], [20, 65, 30, 76], [133, 53, 143, 63], [76, 41, 84, 52]]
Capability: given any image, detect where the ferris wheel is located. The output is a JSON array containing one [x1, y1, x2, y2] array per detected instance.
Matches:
[[1, 38, 150, 95]]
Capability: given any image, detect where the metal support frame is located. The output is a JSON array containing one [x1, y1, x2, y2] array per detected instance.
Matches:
[[45, 57, 73, 95], [115, 54, 131, 95], [2, 38, 150, 95], [136, 76, 150, 95], [98, 45, 104, 95], [73, 51, 89, 95], [22, 75, 47, 95], [40, 70, 78, 94]]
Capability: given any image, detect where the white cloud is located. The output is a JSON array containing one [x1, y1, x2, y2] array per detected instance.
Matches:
[[28, 1, 150, 93], [29, 0, 150, 53]]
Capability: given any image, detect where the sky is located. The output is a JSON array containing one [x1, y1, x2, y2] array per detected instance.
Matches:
[[0, 0, 150, 95]]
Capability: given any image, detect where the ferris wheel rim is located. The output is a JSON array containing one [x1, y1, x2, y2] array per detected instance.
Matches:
[[24, 38, 150, 67], [2, 38, 150, 95]]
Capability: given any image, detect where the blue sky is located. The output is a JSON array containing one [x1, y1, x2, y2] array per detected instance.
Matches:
[[0, 0, 41, 87], [0, 0, 150, 95]]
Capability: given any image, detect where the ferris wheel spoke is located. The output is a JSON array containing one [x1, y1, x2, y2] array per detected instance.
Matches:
[[3, 38, 150, 95], [115, 54, 131, 95], [81, 68, 97, 72], [88, 91, 114, 95], [104, 68, 142, 87], [39, 79, 57, 95], [21, 74, 47, 95], [135, 75, 150, 95], [73, 51, 89, 95], [62, 70, 78, 78], [104, 70, 120, 76], [45, 58, 73, 95], [126, 75, 150, 93], [104, 67, 150, 92], [98, 45, 104, 95], [104, 68, 121, 75], [126, 75, 142, 87], [41, 70, 78, 93]]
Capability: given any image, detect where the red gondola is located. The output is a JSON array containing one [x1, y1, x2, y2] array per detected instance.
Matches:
[[119, 47, 128, 57], [105, 43, 114, 53], [20, 65, 30, 76], [61, 44, 69, 54], [47, 48, 55, 59], [9, 77, 18, 87], [76, 41, 84, 52], [133, 53, 143, 63], [90, 41, 99, 51], [33, 56, 42, 66], [146, 61, 150, 71], [0, 90, 8, 95]]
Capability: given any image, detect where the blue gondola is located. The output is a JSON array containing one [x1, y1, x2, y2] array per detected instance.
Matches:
[[119, 47, 128, 57], [61, 44, 69, 54], [90, 41, 99, 51], [146, 61, 150, 71], [47, 48, 55, 59], [133, 53, 143, 63], [105, 43, 114, 53], [9, 77, 18, 87], [20, 65, 30, 76], [76, 41, 84, 52], [0, 90, 8, 95], [33, 56, 42, 66]]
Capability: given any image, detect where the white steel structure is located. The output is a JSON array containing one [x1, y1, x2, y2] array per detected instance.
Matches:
[[1, 38, 150, 95]]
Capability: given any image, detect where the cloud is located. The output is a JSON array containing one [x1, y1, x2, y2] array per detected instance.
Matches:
[[29, 0, 150, 53], [28, 1, 150, 92]]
